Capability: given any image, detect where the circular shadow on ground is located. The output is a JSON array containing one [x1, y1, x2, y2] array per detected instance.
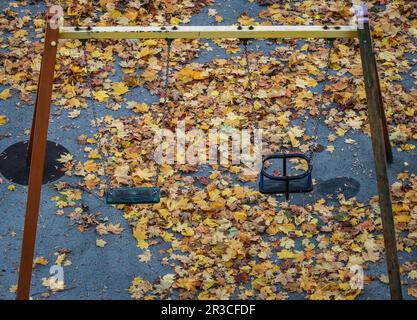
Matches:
[[0, 140, 68, 185]]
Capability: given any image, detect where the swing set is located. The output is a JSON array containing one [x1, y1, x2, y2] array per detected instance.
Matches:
[[10, 5, 403, 300], [93, 35, 330, 203]]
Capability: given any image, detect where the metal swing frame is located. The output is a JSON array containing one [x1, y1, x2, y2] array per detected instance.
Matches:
[[15, 5, 401, 300]]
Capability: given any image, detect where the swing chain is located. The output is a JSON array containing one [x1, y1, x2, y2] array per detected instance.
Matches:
[[154, 38, 173, 186], [242, 39, 259, 130], [308, 38, 334, 161], [81, 39, 113, 193], [83, 39, 173, 193]]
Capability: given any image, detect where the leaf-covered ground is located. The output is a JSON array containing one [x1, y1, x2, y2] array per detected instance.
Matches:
[[0, 0, 416, 300]]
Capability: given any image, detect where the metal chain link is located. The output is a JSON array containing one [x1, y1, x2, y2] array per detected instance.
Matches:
[[82, 39, 112, 192], [81, 39, 172, 196], [307, 39, 334, 160], [154, 39, 173, 186], [242, 40, 259, 131], [50, 39, 108, 211]]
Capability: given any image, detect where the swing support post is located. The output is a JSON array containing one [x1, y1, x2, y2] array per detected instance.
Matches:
[[357, 7, 401, 300], [16, 5, 401, 300], [16, 12, 59, 300]]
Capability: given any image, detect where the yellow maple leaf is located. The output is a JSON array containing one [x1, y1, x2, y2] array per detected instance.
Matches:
[[108, 9, 122, 19], [0, 89, 12, 100], [177, 66, 209, 83], [142, 69, 157, 81], [88, 149, 101, 159], [84, 174, 100, 190], [170, 16, 181, 25], [124, 10, 138, 22], [160, 164, 174, 177], [336, 127, 347, 137], [161, 231, 174, 242], [277, 249, 296, 259], [400, 144, 415, 151], [137, 240, 149, 250], [405, 107, 415, 117], [57, 153, 73, 163], [132, 168, 154, 182], [326, 145, 334, 153], [394, 215, 411, 223], [34, 256, 49, 266], [112, 82, 129, 96], [137, 47, 154, 58], [234, 211, 247, 222], [83, 160, 98, 173], [288, 131, 299, 148], [62, 189, 82, 201], [131, 102, 149, 113], [67, 97, 81, 108], [215, 15, 224, 23], [306, 77, 318, 87], [14, 30, 28, 38], [203, 218, 218, 227], [133, 226, 147, 241], [62, 84, 76, 98], [176, 277, 200, 291], [408, 285, 417, 298], [238, 171, 257, 182], [166, 198, 190, 211], [133, 226, 149, 249], [34, 19, 44, 28], [0, 115, 8, 125], [93, 90, 109, 102], [295, 91, 313, 107], [209, 172, 219, 180], [229, 166, 241, 174], [309, 291, 327, 300], [71, 65, 83, 73], [211, 198, 226, 210], [181, 227, 195, 237]]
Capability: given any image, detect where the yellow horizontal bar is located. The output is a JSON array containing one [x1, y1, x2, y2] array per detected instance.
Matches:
[[59, 25, 358, 40]]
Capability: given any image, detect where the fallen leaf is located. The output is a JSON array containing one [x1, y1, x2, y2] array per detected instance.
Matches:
[[96, 239, 107, 247]]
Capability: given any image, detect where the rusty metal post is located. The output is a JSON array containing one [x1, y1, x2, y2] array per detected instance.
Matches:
[[16, 11, 59, 300], [357, 5, 402, 300], [355, 5, 393, 163], [375, 67, 393, 164], [27, 68, 42, 165]]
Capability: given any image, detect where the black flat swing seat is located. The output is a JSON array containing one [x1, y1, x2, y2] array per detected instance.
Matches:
[[106, 187, 160, 205], [259, 153, 313, 198]]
